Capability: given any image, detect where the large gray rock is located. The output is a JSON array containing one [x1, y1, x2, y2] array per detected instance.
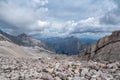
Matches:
[[79, 31, 120, 61]]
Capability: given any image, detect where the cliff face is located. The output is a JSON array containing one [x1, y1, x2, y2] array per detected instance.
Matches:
[[79, 31, 120, 61]]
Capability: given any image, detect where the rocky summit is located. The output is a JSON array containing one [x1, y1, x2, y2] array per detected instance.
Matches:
[[79, 31, 120, 61]]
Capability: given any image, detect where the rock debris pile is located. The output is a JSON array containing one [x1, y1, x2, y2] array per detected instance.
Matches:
[[0, 56, 120, 80]]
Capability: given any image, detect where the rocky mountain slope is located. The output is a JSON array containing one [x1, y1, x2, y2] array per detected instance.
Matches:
[[0, 30, 48, 49], [79, 31, 120, 61], [0, 30, 53, 58]]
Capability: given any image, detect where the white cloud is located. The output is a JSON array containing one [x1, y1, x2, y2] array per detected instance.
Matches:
[[48, 0, 116, 21], [79, 17, 99, 26], [37, 20, 50, 28], [0, 0, 48, 33], [32, 0, 48, 6], [54, 16, 120, 38]]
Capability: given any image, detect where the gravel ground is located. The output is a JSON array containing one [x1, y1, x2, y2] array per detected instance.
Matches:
[[0, 55, 120, 80]]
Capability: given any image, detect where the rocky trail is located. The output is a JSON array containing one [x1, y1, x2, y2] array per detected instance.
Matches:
[[0, 55, 120, 80]]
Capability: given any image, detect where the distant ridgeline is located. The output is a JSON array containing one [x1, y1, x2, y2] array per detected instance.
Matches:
[[40, 36, 97, 55]]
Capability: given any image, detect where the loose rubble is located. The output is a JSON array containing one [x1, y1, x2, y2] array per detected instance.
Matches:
[[0, 56, 120, 80]]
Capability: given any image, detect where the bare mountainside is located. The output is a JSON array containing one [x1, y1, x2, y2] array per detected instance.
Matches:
[[0, 30, 48, 49], [0, 30, 54, 58], [79, 31, 120, 61], [0, 41, 54, 58]]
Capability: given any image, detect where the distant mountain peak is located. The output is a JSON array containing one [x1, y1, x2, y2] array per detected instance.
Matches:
[[69, 36, 75, 38], [18, 33, 28, 37], [0, 29, 3, 33]]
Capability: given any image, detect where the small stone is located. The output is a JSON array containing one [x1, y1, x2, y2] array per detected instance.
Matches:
[[81, 68, 89, 76], [41, 72, 54, 80], [55, 63, 60, 69], [73, 76, 81, 80], [56, 72, 67, 80], [54, 77, 61, 80], [46, 67, 54, 73], [74, 68, 80, 74]]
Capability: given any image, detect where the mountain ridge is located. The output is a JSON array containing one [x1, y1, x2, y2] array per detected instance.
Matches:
[[0, 30, 48, 49], [40, 36, 92, 55], [79, 30, 120, 61], [0, 30, 54, 57]]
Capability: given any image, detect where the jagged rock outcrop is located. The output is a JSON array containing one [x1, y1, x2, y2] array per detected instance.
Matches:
[[79, 31, 120, 61]]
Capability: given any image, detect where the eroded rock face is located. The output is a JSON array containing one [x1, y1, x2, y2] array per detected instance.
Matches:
[[79, 31, 120, 61]]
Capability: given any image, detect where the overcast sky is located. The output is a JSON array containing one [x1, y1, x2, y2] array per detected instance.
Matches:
[[0, 0, 120, 39]]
